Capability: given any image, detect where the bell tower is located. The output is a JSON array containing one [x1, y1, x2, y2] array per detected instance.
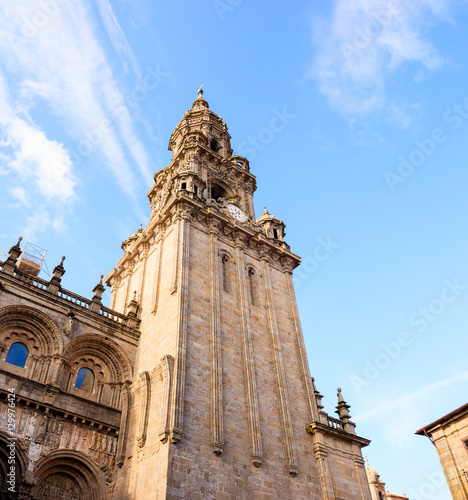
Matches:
[[106, 89, 373, 499]]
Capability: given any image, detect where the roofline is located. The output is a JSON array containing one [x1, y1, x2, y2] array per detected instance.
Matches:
[[415, 402, 468, 435]]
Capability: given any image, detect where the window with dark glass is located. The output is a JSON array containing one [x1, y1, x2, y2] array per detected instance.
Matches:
[[5, 342, 28, 368], [464, 439, 468, 451], [75, 367, 95, 392]]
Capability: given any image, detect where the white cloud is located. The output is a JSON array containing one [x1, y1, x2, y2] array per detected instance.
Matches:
[[0, 0, 154, 203], [311, 0, 455, 122], [0, 69, 76, 236], [95, 0, 140, 76]]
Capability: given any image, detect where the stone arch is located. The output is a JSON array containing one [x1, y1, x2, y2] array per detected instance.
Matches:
[[63, 334, 132, 383], [219, 248, 234, 261], [32, 449, 107, 500], [219, 248, 235, 294], [0, 305, 63, 357], [209, 177, 233, 202], [245, 263, 260, 306], [0, 430, 27, 494]]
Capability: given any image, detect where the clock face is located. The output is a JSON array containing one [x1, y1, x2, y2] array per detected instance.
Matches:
[[226, 204, 247, 223]]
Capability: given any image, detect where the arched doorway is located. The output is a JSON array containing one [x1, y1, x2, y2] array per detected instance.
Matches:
[[0, 433, 26, 500], [32, 450, 107, 500], [36, 473, 82, 499]]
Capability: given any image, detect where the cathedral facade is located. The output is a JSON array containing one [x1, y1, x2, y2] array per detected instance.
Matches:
[[0, 91, 372, 499]]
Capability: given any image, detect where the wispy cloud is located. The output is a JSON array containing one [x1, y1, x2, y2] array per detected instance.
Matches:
[[352, 371, 468, 449], [0, 0, 154, 235], [354, 370, 468, 422], [311, 0, 455, 124], [0, 69, 76, 236], [95, 0, 140, 76]]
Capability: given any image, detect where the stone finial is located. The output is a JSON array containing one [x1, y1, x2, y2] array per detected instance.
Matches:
[[48, 256, 66, 294], [312, 377, 324, 411], [336, 388, 350, 417], [90, 275, 105, 312], [2, 237, 23, 275], [337, 387, 345, 404], [192, 85, 209, 109], [336, 388, 356, 435], [126, 291, 140, 328]]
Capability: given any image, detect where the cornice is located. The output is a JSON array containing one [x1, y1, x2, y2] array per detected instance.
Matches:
[[308, 421, 371, 448], [107, 194, 301, 281], [0, 272, 140, 344]]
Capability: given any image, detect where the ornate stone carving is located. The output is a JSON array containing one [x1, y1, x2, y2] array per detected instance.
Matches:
[[0, 305, 64, 356]]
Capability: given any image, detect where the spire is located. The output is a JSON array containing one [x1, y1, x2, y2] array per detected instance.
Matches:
[[48, 256, 66, 294], [336, 388, 350, 418], [312, 377, 324, 411], [336, 388, 356, 435], [192, 86, 209, 109], [2, 236, 23, 275], [90, 275, 105, 312], [126, 290, 140, 329]]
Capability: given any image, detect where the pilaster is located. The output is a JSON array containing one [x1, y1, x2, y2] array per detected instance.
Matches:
[[235, 237, 263, 467], [170, 208, 191, 443], [209, 223, 225, 455], [261, 257, 298, 475]]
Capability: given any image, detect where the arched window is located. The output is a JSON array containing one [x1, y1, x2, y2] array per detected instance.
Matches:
[[378, 492, 384, 500], [5, 343, 28, 368], [210, 139, 220, 152], [210, 183, 228, 202], [75, 367, 95, 392]]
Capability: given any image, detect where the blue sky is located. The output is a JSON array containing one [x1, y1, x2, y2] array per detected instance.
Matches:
[[1, 1, 468, 497]]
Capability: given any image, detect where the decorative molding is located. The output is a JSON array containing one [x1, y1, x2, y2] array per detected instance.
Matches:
[[170, 216, 181, 294], [353, 456, 373, 500], [209, 229, 224, 455], [116, 383, 131, 467], [152, 236, 164, 315], [159, 355, 174, 443], [137, 371, 151, 448], [170, 216, 191, 443], [0, 305, 63, 356], [313, 443, 335, 500], [261, 262, 298, 475], [63, 333, 133, 384], [235, 245, 262, 467]]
